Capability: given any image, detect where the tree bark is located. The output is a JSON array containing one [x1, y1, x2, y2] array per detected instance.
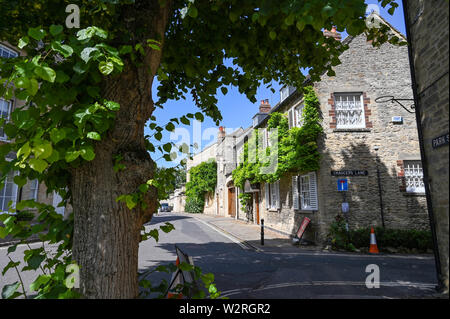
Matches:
[[71, 0, 172, 298]]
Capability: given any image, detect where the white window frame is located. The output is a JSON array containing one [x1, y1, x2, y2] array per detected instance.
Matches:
[[1, 170, 19, 213], [265, 181, 280, 211], [404, 160, 425, 193], [288, 100, 305, 129], [0, 44, 18, 58], [334, 93, 366, 129], [280, 86, 289, 102], [293, 172, 318, 211], [29, 179, 39, 200], [0, 98, 13, 141]]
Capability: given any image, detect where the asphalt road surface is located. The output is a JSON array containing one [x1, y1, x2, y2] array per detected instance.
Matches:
[[139, 213, 437, 299], [0, 212, 438, 299]]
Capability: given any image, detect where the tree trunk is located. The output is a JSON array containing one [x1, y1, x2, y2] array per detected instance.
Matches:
[[71, 0, 172, 298]]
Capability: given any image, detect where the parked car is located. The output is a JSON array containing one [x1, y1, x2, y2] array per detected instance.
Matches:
[[159, 203, 170, 212]]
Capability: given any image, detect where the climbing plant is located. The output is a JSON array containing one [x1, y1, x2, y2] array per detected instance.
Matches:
[[232, 86, 323, 187], [185, 160, 217, 213]]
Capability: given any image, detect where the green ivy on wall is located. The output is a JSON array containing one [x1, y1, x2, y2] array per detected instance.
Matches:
[[185, 159, 217, 213], [232, 86, 323, 188]]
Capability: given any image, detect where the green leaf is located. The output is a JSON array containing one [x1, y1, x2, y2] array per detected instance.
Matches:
[[0, 227, 8, 239], [34, 65, 56, 83], [80, 47, 100, 63], [32, 141, 53, 159], [28, 78, 39, 95], [165, 122, 175, 132], [1, 282, 20, 299], [148, 229, 159, 242], [269, 31, 277, 40], [17, 141, 31, 159], [50, 128, 66, 144], [29, 158, 48, 173], [87, 132, 101, 141], [125, 195, 137, 210], [194, 112, 204, 122], [13, 175, 27, 188], [188, 6, 198, 18], [65, 149, 81, 162], [30, 275, 51, 292], [80, 145, 95, 161], [163, 143, 172, 152], [104, 100, 120, 111], [221, 87, 228, 95], [49, 24, 64, 36], [28, 27, 46, 41], [51, 41, 73, 58], [18, 36, 29, 49], [98, 61, 114, 75]]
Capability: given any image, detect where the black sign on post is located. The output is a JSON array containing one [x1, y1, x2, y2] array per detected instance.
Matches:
[[331, 170, 368, 177], [432, 133, 449, 149]]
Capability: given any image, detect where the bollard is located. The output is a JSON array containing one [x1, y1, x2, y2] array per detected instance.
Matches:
[[261, 219, 264, 246]]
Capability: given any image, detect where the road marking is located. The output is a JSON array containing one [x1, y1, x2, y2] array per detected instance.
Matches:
[[193, 217, 255, 251], [220, 281, 436, 297]]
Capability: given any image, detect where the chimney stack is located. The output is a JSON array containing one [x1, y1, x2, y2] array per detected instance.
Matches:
[[218, 126, 226, 141], [323, 27, 342, 41], [259, 99, 271, 113]]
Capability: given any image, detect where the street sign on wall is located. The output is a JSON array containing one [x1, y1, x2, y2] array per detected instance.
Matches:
[[337, 179, 348, 191], [331, 170, 368, 176]]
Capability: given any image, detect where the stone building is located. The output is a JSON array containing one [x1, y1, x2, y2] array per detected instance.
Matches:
[[403, 0, 449, 292], [0, 42, 67, 218], [238, 13, 429, 243], [186, 126, 251, 217]]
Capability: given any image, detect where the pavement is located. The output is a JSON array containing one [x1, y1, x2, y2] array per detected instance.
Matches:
[[181, 212, 301, 253]]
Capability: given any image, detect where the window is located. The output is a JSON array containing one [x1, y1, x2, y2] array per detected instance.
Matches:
[[404, 161, 425, 193], [280, 86, 290, 102], [29, 179, 39, 200], [0, 98, 13, 140], [288, 102, 304, 129], [334, 93, 365, 129], [265, 181, 280, 210], [1, 171, 18, 212], [292, 172, 318, 211], [0, 44, 18, 58]]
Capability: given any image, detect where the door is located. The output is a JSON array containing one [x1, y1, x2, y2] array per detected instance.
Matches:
[[228, 188, 236, 218]]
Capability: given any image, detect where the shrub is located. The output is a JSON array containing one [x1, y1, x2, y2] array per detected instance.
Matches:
[[327, 215, 433, 253], [184, 197, 204, 214]]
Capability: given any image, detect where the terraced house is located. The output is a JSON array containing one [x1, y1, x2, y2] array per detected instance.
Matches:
[[232, 13, 430, 243], [0, 42, 66, 219]]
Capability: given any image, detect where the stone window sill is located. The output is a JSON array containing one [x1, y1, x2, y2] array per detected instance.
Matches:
[[294, 209, 315, 213], [333, 128, 372, 133]]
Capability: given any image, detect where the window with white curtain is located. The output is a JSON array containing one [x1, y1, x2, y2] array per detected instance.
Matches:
[[1, 171, 18, 212], [404, 161, 425, 193], [29, 179, 39, 200], [334, 93, 365, 129], [0, 99, 13, 140], [265, 181, 280, 210]]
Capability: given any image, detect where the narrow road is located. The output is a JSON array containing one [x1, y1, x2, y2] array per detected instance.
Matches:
[[0, 212, 437, 299], [139, 212, 437, 299]]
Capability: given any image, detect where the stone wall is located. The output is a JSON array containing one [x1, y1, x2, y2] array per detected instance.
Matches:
[[405, 0, 449, 291], [257, 30, 429, 244]]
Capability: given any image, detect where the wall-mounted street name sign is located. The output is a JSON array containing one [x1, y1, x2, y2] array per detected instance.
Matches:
[[331, 170, 368, 177], [432, 133, 449, 149]]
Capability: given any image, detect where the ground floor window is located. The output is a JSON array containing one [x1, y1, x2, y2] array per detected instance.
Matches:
[[292, 172, 318, 211], [265, 181, 280, 210], [404, 161, 425, 193], [1, 171, 18, 212]]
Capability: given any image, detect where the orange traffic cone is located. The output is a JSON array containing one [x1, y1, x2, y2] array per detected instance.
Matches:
[[369, 227, 379, 254]]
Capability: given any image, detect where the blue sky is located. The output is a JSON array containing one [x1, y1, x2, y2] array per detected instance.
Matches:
[[149, 1, 407, 168]]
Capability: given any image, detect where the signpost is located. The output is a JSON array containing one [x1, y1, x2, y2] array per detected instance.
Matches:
[[337, 179, 348, 191]]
